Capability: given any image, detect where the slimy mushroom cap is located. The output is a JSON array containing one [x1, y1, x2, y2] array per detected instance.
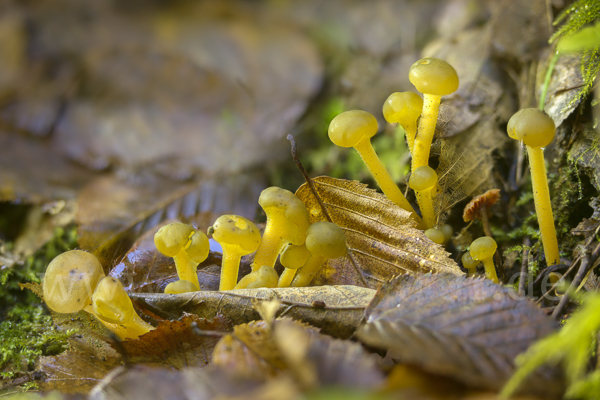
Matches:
[[43, 250, 105, 314], [382, 92, 423, 125], [305, 221, 347, 259], [409, 58, 459, 96], [328, 110, 378, 148], [507, 108, 555, 148], [258, 187, 310, 245], [211, 215, 261, 254], [409, 165, 438, 191], [470, 237, 497, 260], [154, 222, 195, 257], [92, 277, 134, 324], [185, 231, 210, 263]]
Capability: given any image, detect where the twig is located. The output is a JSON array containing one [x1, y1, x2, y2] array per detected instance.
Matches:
[[190, 322, 226, 337], [552, 255, 590, 319], [518, 240, 530, 297], [287, 134, 369, 287]]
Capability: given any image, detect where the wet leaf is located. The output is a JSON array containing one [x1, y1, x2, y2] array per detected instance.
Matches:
[[130, 285, 375, 339], [569, 127, 600, 193], [544, 53, 587, 126], [109, 223, 224, 294], [38, 340, 122, 394], [120, 314, 230, 369], [356, 273, 564, 397], [295, 176, 462, 288]]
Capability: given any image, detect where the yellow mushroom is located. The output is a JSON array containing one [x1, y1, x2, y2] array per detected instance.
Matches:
[[234, 265, 279, 289], [461, 251, 480, 276], [208, 215, 261, 291], [408, 58, 459, 171], [507, 108, 559, 266], [328, 110, 424, 228], [154, 223, 209, 292], [251, 187, 310, 272], [469, 237, 499, 283], [382, 91, 423, 154], [291, 222, 348, 287], [424, 228, 445, 245], [92, 276, 154, 339], [277, 243, 311, 287], [409, 165, 438, 229]]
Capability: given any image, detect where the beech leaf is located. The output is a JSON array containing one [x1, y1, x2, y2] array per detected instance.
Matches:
[[130, 285, 375, 339], [356, 273, 564, 398], [295, 176, 462, 288]]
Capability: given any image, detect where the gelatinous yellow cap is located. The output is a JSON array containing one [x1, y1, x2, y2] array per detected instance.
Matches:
[[210, 215, 261, 254], [164, 279, 198, 294], [185, 231, 210, 263], [328, 110, 378, 148], [461, 251, 480, 270], [409, 165, 438, 191], [92, 277, 134, 324], [43, 250, 105, 314], [305, 221, 347, 259], [409, 58, 459, 96], [470, 237, 497, 260], [258, 187, 310, 245], [280, 243, 311, 270], [154, 222, 195, 257], [382, 92, 423, 125], [425, 228, 445, 244], [507, 108, 556, 148]]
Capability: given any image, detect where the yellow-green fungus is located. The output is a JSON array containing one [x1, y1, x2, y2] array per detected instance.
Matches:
[[469, 237, 499, 283], [409, 165, 438, 229], [382, 91, 423, 154]]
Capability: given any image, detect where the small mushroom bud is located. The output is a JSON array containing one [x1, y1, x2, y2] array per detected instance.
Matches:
[[92, 277, 154, 339], [43, 250, 105, 314], [291, 222, 348, 287], [154, 223, 209, 292], [507, 108, 559, 266], [409, 165, 438, 229], [409, 58, 459, 171], [461, 251, 480, 276], [277, 243, 311, 287], [164, 279, 198, 294], [328, 110, 424, 228], [425, 228, 445, 244], [234, 265, 279, 289], [209, 215, 261, 291], [440, 224, 453, 243], [383, 91, 423, 154], [251, 187, 310, 271], [469, 237, 498, 283]]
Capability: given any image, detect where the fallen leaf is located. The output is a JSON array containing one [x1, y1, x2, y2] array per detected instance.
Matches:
[[295, 176, 463, 288], [356, 273, 564, 397], [130, 285, 375, 339], [120, 314, 230, 369], [543, 53, 586, 126]]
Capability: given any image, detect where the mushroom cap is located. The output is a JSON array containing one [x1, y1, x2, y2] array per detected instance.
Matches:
[[382, 92, 423, 125], [470, 237, 497, 260], [507, 108, 555, 148], [305, 221, 347, 258], [185, 231, 210, 263], [440, 224, 453, 242], [409, 165, 438, 191], [461, 251, 480, 270], [92, 277, 134, 324], [210, 215, 261, 255], [242, 266, 279, 289], [424, 228, 445, 244], [328, 110, 378, 148], [154, 222, 195, 257], [258, 187, 310, 244], [280, 243, 311, 270], [463, 189, 501, 222], [43, 250, 105, 313], [409, 58, 459, 96], [164, 279, 197, 294]]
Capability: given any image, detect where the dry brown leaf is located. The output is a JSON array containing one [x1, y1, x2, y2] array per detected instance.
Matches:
[[356, 273, 564, 398], [120, 314, 230, 369], [295, 176, 462, 288], [212, 334, 279, 380], [543, 53, 586, 126], [130, 285, 375, 339]]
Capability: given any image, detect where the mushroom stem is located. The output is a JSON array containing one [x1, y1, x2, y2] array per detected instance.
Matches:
[[412, 94, 441, 171], [291, 254, 326, 287], [527, 146, 560, 266], [353, 138, 424, 227], [234, 266, 278, 289], [220, 251, 243, 291], [479, 203, 493, 238], [278, 268, 297, 287], [482, 258, 499, 283], [252, 226, 285, 272], [173, 250, 200, 291], [415, 190, 435, 229]]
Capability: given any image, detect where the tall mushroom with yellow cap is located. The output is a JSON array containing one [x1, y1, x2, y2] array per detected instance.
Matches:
[[291, 222, 348, 287], [408, 58, 459, 171], [507, 108, 559, 266], [409, 165, 438, 229], [251, 187, 310, 272], [328, 110, 424, 228], [208, 215, 262, 291]]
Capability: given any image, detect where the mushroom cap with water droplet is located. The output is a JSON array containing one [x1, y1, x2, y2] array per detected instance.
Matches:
[[409, 58, 459, 96], [328, 110, 378, 148], [507, 108, 555, 148]]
